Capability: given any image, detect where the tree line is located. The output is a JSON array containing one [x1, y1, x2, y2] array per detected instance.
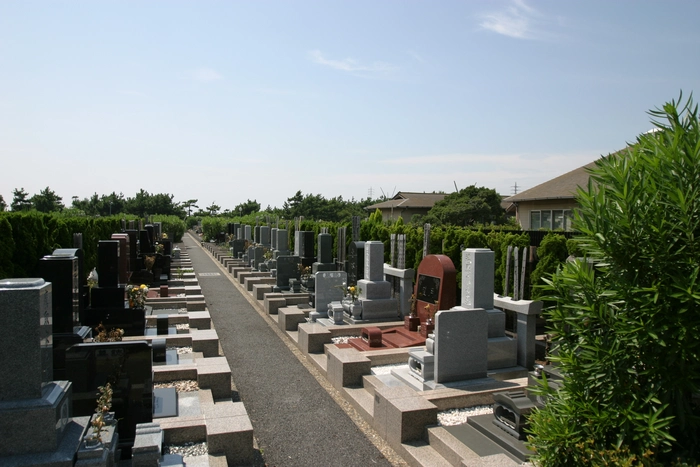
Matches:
[[0, 184, 508, 227]]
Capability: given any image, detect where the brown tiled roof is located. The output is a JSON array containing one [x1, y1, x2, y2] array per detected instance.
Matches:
[[365, 191, 447, 210], [504, 161, 598, 202]]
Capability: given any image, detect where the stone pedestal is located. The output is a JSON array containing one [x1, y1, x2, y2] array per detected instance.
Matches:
[[0, 278, 82, 465]]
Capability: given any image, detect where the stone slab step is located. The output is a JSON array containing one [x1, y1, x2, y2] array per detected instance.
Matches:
[[401, 440, 453, 467]]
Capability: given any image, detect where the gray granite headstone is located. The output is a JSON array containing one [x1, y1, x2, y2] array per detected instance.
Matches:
[[294, 233, 302, 256], [0, 278, 75, 458], [260, 226, 271, 247], [271, 228, 277, 250], [314, 271, 347, 313], [275, 229, 289, 254], [0, 278, 53, 400], [364, 241, 385, 282], [244, 225, 252, 242], [434, 307, 488, 382], [461, 249, 495, 309]]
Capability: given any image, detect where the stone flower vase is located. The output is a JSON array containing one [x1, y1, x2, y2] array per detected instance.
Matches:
[[350, 300, 362, 320]]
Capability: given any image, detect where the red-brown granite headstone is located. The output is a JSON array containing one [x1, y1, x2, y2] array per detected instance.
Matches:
[[413, 254, 457, 323], [111, 233, 130, 283]]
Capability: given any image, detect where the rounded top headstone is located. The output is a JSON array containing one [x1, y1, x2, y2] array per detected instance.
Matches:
[[0, 278, 46, 288]]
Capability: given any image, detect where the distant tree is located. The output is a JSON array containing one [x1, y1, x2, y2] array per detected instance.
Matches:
[[181, 199, 199, 217], [0, 194, 6, 211], [72, 192, 126, 216], [205, 203, 220, 216], [426, 185, 504, 226], [31, 186, 64, 212], [11, 188, 32, 211], [124, 190, 184, 217], [234, 199, 261, 217], [282, 190, 304, 218]]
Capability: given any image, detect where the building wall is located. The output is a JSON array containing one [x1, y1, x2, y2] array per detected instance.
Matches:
[[515, 199, 579, 230]]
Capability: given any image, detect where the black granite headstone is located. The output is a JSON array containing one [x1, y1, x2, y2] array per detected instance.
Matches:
[[98, 240, 120, 287], [124, 230, 139, 268], [140, 230, 153, 254], [232, 239, 247, 259], [38, 254, 80, 334], [347, 241, 365, 285], [157, 315, 169, 335], [276, 255, 301, 289], [66, 341, 153, 446]]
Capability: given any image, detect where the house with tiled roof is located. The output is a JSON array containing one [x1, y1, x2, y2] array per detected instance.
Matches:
[[504, 160, 598, 231], [364, 191, 447, 222]]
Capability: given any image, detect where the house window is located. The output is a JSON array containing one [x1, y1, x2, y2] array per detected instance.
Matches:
[[541, 211, 552, 229], [530, 209, 574, 231]]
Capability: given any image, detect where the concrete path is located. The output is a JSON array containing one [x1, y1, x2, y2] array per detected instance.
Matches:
[[181, 233, 404, 467]]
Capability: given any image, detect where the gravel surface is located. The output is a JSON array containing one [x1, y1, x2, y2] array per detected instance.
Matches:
[[164, 442, 208, 457], [154, 379, 199, 392], [438, 405, 494, 426], [167, 346, 193, 354], [176, 323, 189, 330], [331, 336, 355, 344]]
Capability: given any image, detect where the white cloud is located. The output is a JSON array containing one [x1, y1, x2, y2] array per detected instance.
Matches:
[[188, 67, 223, 83], [478, 0, 547, 40], [308, 50, 397, 76]]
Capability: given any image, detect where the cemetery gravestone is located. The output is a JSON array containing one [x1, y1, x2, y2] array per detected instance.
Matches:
[[111, 233, 130, 284], [260, 225, 271, 247], [347, 241, 365, 285], [313, 233, 335, 273], [354, 241, 399, 321], [66, 341, 154, 446], [98, 240, 120, 287], [0, 278, 75, 458], [414, 254, 457, 323], [311, 271, 347, 321], [275, 255, 301, 291], [433, 307, 488, 382]]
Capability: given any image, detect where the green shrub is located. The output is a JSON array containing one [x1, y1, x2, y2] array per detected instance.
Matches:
[[527, 95, 700, 465], [529, 233, 569, 300], [152, 215, 186, 242]]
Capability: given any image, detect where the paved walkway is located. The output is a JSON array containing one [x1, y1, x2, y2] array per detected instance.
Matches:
[[181, 233, 404, 467]]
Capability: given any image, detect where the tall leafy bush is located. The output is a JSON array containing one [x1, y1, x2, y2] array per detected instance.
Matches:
[[527, 95, 700, 465]]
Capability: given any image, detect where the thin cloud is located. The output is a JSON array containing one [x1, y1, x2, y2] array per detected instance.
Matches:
[[478, 0, 548, 40], [118, 90, 147, 97], [407, 50, 425, 63], [308, 50, 397, 75], [188, 67, 224, 83]]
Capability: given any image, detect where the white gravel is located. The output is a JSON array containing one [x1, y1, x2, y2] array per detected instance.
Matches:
[[176, 323, 190, 331], [167, 346, 193, 355], [331, 336, 356, 344], [437, 405, 493, 426], [164, 442, 208, 457]]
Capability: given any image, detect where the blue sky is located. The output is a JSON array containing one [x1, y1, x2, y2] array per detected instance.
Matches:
[[2, 0, 699, 212]]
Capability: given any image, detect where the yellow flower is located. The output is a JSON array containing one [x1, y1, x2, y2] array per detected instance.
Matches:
[[140, 284, 147, 289], [349, 286, 356, 294]]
